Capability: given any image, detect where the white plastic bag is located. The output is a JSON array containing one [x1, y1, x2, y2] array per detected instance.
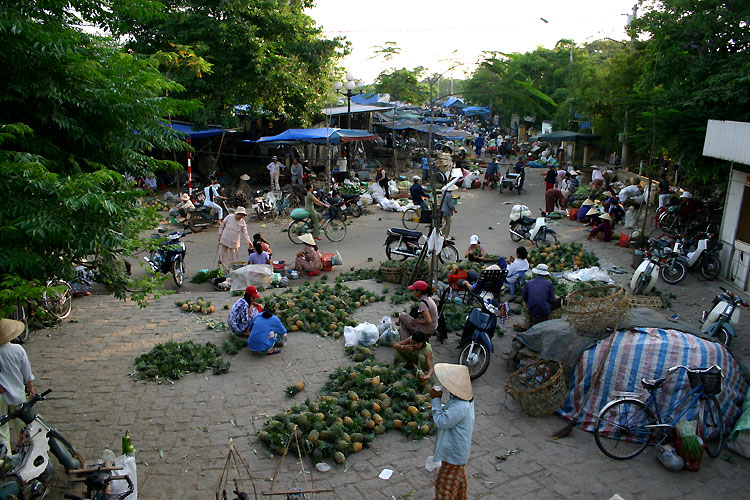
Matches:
[[427, 229, 445, 254], [378, 316, 394, 334], [509, 204, 531, 221], [425, 455, 440, 472], [562, 266, 613, 283], [332, 251, 343, 266], [230, 264, 273, 291], [360, 193, 373, 204], [378, 327, 399, 346], [388, 179, 399, 195], [343, 326, 359, 347], [379, 198, 404, 212], [462, 172, 479, 189], [110, 455, 138, 499], [344, 322, 380, 347]]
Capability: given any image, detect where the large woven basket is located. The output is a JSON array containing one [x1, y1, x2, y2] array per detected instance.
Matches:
[[378, 265, 403, 284], [565, 285, 629, 335], [504, 359, 568, 417]]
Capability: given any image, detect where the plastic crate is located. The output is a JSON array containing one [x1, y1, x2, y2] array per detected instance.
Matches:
[[321, 253, 334, 272]]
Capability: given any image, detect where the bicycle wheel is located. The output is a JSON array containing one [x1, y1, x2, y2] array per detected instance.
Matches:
[[402, 207, 420, 230], [11, 305, 29, 343], [701, 394, 724, 458], [659, 211, 678, 231], [288, 220, 310, 244], [324, 218, 347, 242], [594, 398, 655, 460], [43, 280, 73, 320]]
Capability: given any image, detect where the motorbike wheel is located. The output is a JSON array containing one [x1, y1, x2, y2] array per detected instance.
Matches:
[[255, 206, 266, 220], [458, 341, 491, 380], [534, 230, 558, 248], [385, 238, 409, 261], [438, 243, 459, 264], [402, 207, 420, 230], [498, 183, 504, 193], [172, 259, 185, 287], [509, 223, 523, 242], [287, 220, 310, 244], [700, 253, 721, 280], [659, 211, 677, 231], [660, 258, 687, 284], [715, 325, 732, 347], [517, 183, 522, 194], [188, 216, 207, 233], [351, 203, 363, 218]]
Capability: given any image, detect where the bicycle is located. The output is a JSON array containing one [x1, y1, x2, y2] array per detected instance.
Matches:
[[9, 279, 72, 343], [594, 365, 724, 460], [401, 202, 433, 230], [287, 209, 346, 244]]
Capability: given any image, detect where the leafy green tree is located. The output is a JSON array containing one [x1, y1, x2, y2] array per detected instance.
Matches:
[[374, 67, 429, 105], [115, 0, 346, 126], [0, 0, 197, 314]]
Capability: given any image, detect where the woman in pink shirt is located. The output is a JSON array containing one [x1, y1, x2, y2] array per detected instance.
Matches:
[[218, 207, 251, 271]]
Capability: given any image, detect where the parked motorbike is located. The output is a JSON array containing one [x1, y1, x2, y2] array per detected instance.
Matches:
[[186, 200, 228, 233], [332, 189, 363, 218], [144, 228, 190, 286], [0, 389, 83, 500], [252, 189, 278, 220], [384, 228, 459, 264], [509, 207, 558, 248], [668, 232, 722, 281], [630, 239, 686, 294], [456, 292, 506, 379], [700, 286, 748, 347]]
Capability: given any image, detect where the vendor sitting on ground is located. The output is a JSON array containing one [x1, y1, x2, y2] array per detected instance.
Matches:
[[393, 330, 434, 382], [247, 305, 287, 355], [294, 233, 322, 273], [247, 241, 272, 265], [506, 246, 530, 291], [228, 286, 263, 337], [588, 213, 613, 242], [465, 235, 486, 262], [396, 280, 439, 341], [522, 264, 561, 326], [605, 197, 625, 224], [253, 233, 272, 256]]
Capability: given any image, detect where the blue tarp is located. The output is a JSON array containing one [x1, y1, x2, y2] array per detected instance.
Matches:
[[443, 97, 466, 108], [162, 121, 225, 138], [461, 106, 491, 116], [247, 128, 379, 145], [351, 93, 382, 105], [423, 117, 453, 123]]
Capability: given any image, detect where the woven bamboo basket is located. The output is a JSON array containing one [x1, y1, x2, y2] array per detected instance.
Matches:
[[399, 261, 429, 286], [629, 295, 663, 310], [504, 359, 568, 417], [565, 285, 629, 335], [378, 265, 403, 284]]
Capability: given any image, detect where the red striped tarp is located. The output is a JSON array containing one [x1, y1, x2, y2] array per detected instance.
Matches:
[[559, 328, 747, 435]]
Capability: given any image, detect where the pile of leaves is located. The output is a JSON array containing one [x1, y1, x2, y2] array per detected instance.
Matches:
[[259, 360, 434, 464], [191, 268, 225, 284], [175, 297, 216, 315], [256, 282, 383, 338], [335, 267, 378, 283], [528, 242, 599, 272], [133, 340, 230, 382]]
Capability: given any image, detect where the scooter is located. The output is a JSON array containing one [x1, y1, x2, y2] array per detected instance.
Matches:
[[331, 189, 363, 218], [509, 208, 558, 248], [252, 189, 278, 220], [630, 239, 686, 293], [700, 287, 748, 347], [384, 228, 459, 264], [456, 292, 507, 380], [0, 389, 83, 500], [670, 232, 722, 280], [186, 200, 228, 233], [144, 228, 190, 287]]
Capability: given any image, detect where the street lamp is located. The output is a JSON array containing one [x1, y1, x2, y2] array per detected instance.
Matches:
[[333, 73, 361, 129]]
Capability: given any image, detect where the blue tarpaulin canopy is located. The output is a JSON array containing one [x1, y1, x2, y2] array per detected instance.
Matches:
[[538, 130, 601, 142], [247, 128, 379, 145], [162, 121, 225, 138], [437, 129, 474, 139], [382, 121, 455, 134], [461, 106, 491, 116], [442, 97, 466, 109], [351, 93, 383, 105], [423, 117, 453, 123]]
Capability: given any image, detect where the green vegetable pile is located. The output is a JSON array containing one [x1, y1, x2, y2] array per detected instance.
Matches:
[[133, 340, 230, 382], [191, 268, 224, 284], [529, 242, 599, 272], [258, 360, 434, 465], [256, 282, 384, 338], [335, 267, 378, 282]]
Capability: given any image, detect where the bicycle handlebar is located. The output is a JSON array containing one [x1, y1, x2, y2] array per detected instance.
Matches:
[[668, 364, 722, 375]]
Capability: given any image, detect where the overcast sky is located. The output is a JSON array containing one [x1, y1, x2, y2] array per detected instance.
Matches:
[[307, 0, 641, 83]]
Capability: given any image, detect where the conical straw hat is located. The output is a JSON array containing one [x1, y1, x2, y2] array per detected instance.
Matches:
[[434, 363, 473, 401]]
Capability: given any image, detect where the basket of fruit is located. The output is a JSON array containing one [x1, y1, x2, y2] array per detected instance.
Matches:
[[504, 359, 568, 417], [566, 285, 628, 335]]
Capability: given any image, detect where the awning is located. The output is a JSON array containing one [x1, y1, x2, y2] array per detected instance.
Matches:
[[423, 117, 453, 123], [442, 97, 466, 109], [247, 128, 379, 145], [323, 104, 395, 116], [351, 93, 384, 105], [538, 130, 601, 142], [379, 121, 455, 134], [461, 106, 491, 117], [437, 129, 474, 139], [161, 121, 225, 138]]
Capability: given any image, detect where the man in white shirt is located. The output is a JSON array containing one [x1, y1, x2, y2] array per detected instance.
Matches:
[[267, 155, 283, 190], [0, 319, 35, 454], [203, 176, 225, 220]]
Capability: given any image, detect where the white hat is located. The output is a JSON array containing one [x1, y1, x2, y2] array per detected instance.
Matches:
[[0, 319, 24, 344], [532, 264, 550, 276], [602, 191, 613, 198], [239, 174, 251, 181], [299, 233, 316, 246], [581, 199, 594, 207], [272, 156, 278, 160], [180, 193, 190, 201], [591, 165, 600, 169], [600, 213, 613, 221], [413, 175, 421, 181], [469, 235, 479, 245], [445, 184, 458, 192], [235, 206, 247, 215], [434, 363, 473, 401], [570, 170, 581, 176], [680, 191, 692, 199]]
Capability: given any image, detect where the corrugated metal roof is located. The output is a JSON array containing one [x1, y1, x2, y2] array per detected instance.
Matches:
[[703, 120, 750, 165]]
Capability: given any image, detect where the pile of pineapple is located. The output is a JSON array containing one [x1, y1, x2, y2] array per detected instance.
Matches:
[[528, 242, 599, 272], [259, 360, 434, 465], [175, 296, 216, 315], [256, 282, 383, 338]]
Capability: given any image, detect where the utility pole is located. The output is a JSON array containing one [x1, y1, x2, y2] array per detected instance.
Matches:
[[622, 3, 638, 170]]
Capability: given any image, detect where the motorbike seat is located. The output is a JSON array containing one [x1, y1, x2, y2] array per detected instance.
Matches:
[[340, 193, 358, 200], [521, 216, 536, 225], [641, 377, 667, 391], [388, 227, 422, 238]]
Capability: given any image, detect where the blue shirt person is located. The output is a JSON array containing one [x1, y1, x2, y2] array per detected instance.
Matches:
[[409, 176, 428, 211], [522, 264, 558, 324], [247, 309, 287, 354]]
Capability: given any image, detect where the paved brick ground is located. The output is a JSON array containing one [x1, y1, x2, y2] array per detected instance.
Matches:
[[27, 172, 750, 499]]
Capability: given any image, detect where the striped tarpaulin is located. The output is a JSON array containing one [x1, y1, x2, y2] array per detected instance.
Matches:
[[558, 328, 748, 435]]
